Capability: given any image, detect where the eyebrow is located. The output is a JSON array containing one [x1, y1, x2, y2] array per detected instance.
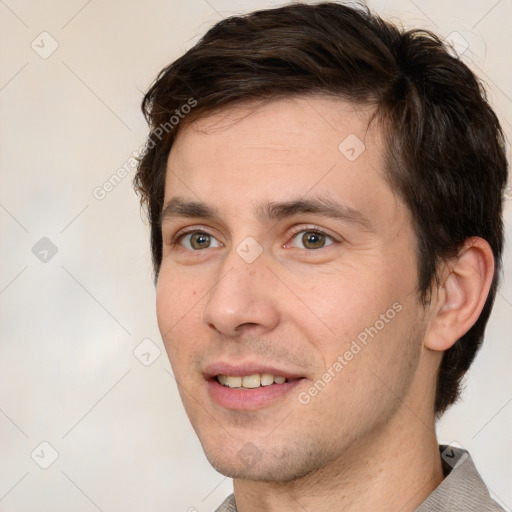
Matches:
[[160, 196, 375, 233]]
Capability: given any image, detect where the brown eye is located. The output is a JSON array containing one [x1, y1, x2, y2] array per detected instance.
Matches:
[[290, 230, 334, 249], [179, 231, 221, 250], [190, 233, 210, 249], [302, 232, 325, 249]]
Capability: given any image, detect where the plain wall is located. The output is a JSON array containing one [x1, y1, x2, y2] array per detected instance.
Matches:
[[1, 0, 510, 510]]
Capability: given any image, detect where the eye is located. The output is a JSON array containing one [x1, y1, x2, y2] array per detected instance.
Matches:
[[176, 231, 222, 250], [289, 229, 335, 250]]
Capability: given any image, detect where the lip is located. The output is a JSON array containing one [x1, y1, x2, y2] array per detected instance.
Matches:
[[204, 361, 306, 411], [208, 378, 304, 410]]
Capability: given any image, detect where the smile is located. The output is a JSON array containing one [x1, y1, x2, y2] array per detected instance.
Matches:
[[216, 373, 288, 389]]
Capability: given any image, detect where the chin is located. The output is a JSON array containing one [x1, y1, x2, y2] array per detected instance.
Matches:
[[203, 443, 326, 483]]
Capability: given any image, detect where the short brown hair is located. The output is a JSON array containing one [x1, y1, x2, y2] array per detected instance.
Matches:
[[134, 2, 508, 415]]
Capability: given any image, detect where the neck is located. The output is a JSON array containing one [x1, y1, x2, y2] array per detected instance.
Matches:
[[232, 405, 444, 512]]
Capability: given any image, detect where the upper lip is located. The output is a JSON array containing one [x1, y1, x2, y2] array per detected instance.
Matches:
[[204, 361, 305, 380]]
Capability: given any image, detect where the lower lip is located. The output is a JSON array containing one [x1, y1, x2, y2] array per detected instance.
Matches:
[[207, 378, 304, 410]]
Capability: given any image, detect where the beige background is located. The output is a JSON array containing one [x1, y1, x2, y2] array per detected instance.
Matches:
[[0, 0, 511, 510]]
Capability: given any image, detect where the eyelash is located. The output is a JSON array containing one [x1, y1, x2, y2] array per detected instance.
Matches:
[[170, 225, 337, 250]]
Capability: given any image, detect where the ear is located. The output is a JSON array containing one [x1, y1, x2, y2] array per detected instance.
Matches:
[[424, 237, 495, 352]]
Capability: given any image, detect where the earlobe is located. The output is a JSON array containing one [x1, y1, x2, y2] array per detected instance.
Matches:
[[424, 237, 495, 353]]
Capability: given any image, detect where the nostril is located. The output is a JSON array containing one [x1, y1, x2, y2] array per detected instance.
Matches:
[[235, 322, 260, 331]]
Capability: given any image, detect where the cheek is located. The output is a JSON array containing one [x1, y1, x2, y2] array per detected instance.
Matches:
[[156, 259, 206, 320], [287, 261, 418, 407], [155, 268, 203, 362], [303, 300, 423, 433], [290, 267, 399, 348]]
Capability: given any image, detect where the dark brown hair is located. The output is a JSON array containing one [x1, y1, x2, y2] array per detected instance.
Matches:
[[134, 2, 508, 415]]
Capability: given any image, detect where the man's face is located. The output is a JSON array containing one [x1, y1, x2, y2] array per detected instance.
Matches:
[[156, 96, 431, 481]]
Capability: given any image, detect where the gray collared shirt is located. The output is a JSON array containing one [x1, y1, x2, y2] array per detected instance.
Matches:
[[215, 446, 505, 511]]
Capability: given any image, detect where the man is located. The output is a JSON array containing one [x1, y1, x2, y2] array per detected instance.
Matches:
[[134, 2, 508, 510]]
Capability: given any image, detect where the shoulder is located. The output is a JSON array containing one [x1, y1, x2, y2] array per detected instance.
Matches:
[[215, 493, 237, 512], [416, 445, 505, 511]]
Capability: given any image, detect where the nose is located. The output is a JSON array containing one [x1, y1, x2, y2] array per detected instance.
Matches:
[[201, 248, 280, 338]]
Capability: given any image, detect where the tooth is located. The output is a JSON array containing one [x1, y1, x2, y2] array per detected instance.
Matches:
[[217, 375, 227, 385], [242, 374, 261, 388], [226, 376, 242, 388], [274, 376, 286, 384], [260, 374, 274, 386]]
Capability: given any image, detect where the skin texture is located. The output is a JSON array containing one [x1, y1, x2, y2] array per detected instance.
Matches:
[[155, 96, 494, 511]]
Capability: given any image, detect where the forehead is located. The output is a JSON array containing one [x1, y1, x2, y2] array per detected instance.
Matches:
[[164, 95, 404, 233], [172, 96, 379, 167]]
